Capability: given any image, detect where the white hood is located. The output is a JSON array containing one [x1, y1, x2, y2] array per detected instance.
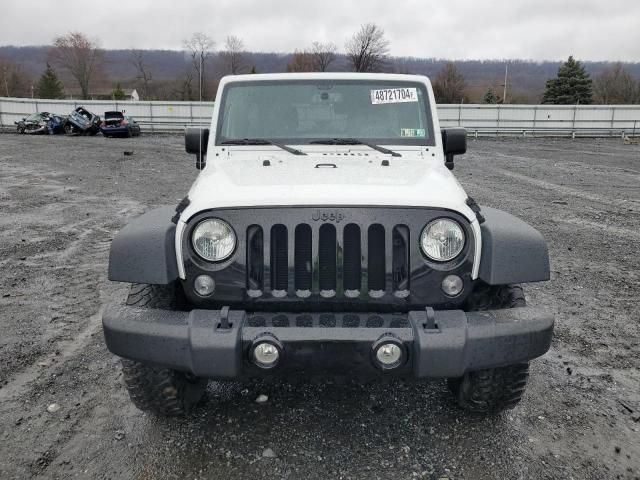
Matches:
[[181, 151, 476, 222]]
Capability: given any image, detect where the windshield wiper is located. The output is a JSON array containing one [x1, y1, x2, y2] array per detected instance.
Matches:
[[220, 138, 306, 156], [309, 138, 401, 157]]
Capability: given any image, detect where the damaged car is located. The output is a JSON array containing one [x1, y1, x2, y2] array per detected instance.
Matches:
[[64, 107, 101, 135], [100, 111, 141, 138], [15, 112, 52, 134], [15, 112, 67, 135]]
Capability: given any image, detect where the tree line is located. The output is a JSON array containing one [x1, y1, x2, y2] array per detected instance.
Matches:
[[1, 23, 639, 105]]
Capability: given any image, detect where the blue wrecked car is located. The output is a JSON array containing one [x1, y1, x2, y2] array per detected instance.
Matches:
[[64, 107, 101, 135]]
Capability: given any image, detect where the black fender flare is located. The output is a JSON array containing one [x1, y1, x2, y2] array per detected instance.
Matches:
[[478, 207, 550, 285], [108, 206, 178, 285]]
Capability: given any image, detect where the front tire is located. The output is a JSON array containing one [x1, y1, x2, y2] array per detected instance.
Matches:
[[449, 284, 530, 413], [121, 359, 207, 416], [448, 363, 530, 414], [120, 283, 206, 416]]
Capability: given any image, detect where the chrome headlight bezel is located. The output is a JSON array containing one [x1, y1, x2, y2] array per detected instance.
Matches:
[[420, 218, 466, 262], [191, 218, 237, 262]]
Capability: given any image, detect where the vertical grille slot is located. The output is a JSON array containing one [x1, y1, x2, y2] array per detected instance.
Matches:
[[392, 225, 410, 291], [367, 224, 386, 291], [343, 224, 361, 291], [318, 224, 337, 292], [294, 224, 312, 291], [270, 225, 288, 291], [246, 225, 263, 291]]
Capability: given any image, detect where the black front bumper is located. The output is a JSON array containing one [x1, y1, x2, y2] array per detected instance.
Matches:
[[102, 306, 553, 379]]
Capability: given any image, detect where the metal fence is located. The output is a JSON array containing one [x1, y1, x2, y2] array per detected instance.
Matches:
[[1, 96, 639, 137]]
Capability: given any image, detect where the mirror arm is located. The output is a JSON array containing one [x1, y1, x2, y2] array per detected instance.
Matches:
[[196, 153, 206, 170], [445, 153, 455, 170]]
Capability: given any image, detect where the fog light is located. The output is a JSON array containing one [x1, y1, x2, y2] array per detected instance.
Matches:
[[253, 342, 280, 369], [194, 275, 215, 296], [373, 341, 404, 370], [441, 274, 463, 297]]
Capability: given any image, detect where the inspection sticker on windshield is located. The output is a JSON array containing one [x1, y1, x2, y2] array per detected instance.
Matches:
[[370, 87, 418, 104]]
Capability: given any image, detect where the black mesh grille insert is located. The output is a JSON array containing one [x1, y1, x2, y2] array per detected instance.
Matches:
[[295, 224, 312, 291], [367, 224, 385, 291], [318, 224, 336, 291], [343, 224, 361, 291], [246, 225, 263, 291], [270, 225, 288, 291]]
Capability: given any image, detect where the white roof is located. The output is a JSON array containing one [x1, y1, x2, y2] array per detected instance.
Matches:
[[218, 72, 433, 86]]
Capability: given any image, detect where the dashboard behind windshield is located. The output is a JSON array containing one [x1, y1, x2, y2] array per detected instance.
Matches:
[[216, 80, 435, 146]]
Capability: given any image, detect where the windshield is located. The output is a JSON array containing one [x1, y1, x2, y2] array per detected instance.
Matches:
[[216, 80, 434, 146]]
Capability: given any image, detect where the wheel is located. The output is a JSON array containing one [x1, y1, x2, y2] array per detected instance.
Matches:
[[121, 359, 207, 416], [120, 283, 206, 416], [463, 283, 526, 311], [17, 125, 25, 134], [64, 123, 74, 135], [448, 363, 530, 414], [448, 284, 529, 413]]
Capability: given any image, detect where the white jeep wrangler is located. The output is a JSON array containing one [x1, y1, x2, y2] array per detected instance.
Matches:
[[103, 73, 553, 416]]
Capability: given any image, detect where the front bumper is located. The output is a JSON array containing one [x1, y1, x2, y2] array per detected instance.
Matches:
[[102, 306, 553, 379]]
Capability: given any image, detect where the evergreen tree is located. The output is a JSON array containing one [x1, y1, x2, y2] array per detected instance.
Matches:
[[36, 63, 64, 99], [483, 87, 499, 104], [112, 83, 126, 100], [250, 65, 257, 74], [542, 56, 593, 104]]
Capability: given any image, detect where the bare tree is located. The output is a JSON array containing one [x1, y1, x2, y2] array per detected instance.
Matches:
[[183, 32, 215, 100], [220, 35, 246, 75], [130, 49, 153, 100], [345, 24, 389, 72], [0, 58, 31, 97], [310, 42, 337, 72], [49, 32, 102, 99], [432, 62, 467, 103], [593, 63, 639, 104], [287, 51, 315, 72]]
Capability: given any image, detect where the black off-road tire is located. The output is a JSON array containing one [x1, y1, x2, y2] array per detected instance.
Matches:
[[463, 283, 526, 311], [121, 359, 207, 416], [449, 284, 530, 413], [125, 282, 187, 310], [120, 283, 206, 416]]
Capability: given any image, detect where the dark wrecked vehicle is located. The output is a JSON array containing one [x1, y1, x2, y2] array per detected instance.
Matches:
[[64, 106, 101, 135], [100, 111, 141, 138], [15, 112, 52, 134], [15, 112, 67, 135], [47, 114, 68, 135]]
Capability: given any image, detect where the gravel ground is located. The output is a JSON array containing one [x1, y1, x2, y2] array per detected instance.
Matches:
[[0, 134, 638, 480]]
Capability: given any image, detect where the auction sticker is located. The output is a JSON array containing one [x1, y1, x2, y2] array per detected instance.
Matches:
[[401, 128, 426, 137], [371, 87, 418, 104]]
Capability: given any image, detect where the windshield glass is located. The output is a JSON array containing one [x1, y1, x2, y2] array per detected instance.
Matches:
[[216, 80, 434, 146]]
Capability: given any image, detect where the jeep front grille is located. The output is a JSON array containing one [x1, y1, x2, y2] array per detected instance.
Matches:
[[245, 222, 411, 299]]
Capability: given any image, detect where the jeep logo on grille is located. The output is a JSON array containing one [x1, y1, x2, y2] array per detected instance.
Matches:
[[312, 210, 345, 223]]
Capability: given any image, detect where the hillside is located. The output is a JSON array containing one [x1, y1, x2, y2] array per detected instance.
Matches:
[[2, 45, 640, 103]]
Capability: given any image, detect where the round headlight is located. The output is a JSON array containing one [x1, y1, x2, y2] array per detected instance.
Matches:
[[420, 218, 465, 262], [192, 219, 236, 261]]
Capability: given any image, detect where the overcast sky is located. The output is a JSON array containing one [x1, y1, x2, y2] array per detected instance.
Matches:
[[1, 0, 639, 61]]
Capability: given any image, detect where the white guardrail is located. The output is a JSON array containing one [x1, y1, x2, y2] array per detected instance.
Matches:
[[1, 97, 639, 137]]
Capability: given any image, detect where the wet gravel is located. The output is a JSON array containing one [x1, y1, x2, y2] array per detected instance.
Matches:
[[0, 134, 638, 479]]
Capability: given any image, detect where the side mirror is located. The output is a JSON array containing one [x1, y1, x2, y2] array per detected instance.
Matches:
[[441, 128, 467, 170], [185, 127, 210, 170]]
